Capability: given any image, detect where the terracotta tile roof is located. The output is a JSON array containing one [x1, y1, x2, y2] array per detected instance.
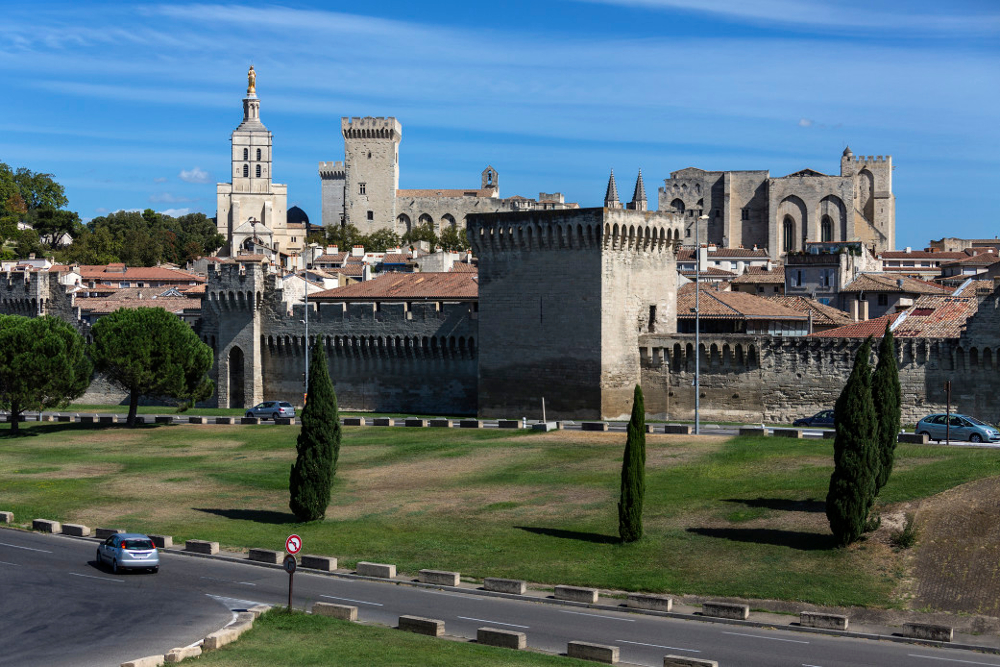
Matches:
[[314, 253, 348, 264], [942, 254, 1000, 267], [953, 279, 996, 296], [677, 288, 807, 321], [840, 273, 950, 294], [311, 272, 477, 301], [100, 287, 197, 301], [397, 188, 491, 198], [181, 284, 206, 294], [880, 251, 966, 261], [764, 296, 854, 328], [808, 313, 900, 338], [679, 267, 736, 278], [75, 297, 198, 314], [676, 247, 769, 260], [809, 294, 980, 339], [75, 265, 206, 283], [449, 262, 478, 273], [381, 254, 411, 264], [679, 281, 730, 295], [731, 266, 785, 284]]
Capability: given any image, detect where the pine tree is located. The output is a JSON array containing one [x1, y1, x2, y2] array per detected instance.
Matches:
[[289, 341, 341, 521], [872, 322, 902, 495], [826, 338, 879, 546], [618, 384, 646, 543]]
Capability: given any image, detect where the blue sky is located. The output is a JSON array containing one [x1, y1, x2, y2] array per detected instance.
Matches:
[[1, 1, 997, 250]]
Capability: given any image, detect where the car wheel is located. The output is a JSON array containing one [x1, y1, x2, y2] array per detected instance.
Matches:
[[112, 558, 119, 574], [96, 548, 102, 566], [272, 412, 279, 420], [970, 433, 983, 443], [246, 412, 254, 419], [151, 566, 159, 574]]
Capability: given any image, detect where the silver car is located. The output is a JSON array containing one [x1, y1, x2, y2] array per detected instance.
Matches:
[[245, 401, 296, 420], [96, 533, 159, 573], [915, 413, 1000, 443]]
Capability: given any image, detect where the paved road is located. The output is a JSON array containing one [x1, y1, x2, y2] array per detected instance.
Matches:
[[3, 529, 1000, 667]]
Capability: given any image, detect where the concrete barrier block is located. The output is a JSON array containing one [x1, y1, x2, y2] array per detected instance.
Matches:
[[240, 417, 261, 425], [898, 433, 929, 444], [477, 627, 526, 649], [343, 417, 365, 426], [120, 655, 165, 667], [581, 422, 609, 432], [203, 628, 239, 650], [79, 415, 97, 424], [248, 548, 282, 564], [6, 414, 26, 422], [188, 416, 208, 424], [627, 593, 673, 612], [96, 527, 125, 539], [32, 519, 61, 534], [357, 561, 395, 578], [149, 535, 173, 548], [155, 416, 173, 424], [497, 419, 521, 429], [663, 656, 718, 667], [567, 641, 619, 664], [186, 539, 219, 555], [644, 424, 659, 434], [823, 430, 837, 439], [39, 414, 54, 422], [419, 569, 460, 586], [301, 554, 337, 571], [800, 611, 848, 631], [459, 419, 483, 428], [532, 421, 558, 432], [164, 645, 201, 663], [215, 417, 235, 425], [902, 623, 953, 642], [484, 577, 526, 595], [312, 602, 357, 621], [57, 415, 73, 422], [398, 615, 444, 637], [98, 415, 117, 424], [274, 417, 295, 425], [428, 419, 452, 428], [373, 418, 395, 427], [554, 421, 567, 430], [133, 416, 146, 425], [62, 523, 91, 537], [555, 585, 599, 604], [0, 511, 13, 524], [738, 427, 768, 437], [702, 601, 749, 620], [664, 424, 694, 435], [772, 428, 803, 438], [404, 418, 427, 427], [247, 604, 270, 619]]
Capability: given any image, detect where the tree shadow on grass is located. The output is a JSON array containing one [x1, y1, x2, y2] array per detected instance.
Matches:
[[516, 526, 620, 545], [687, 527, 837, 551], [722, 497, 826, 513], [194, 508, 300, 525]]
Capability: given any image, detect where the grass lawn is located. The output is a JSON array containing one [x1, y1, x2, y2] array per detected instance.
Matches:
[[181, 610, 594, 666], [2, 421, 999, 608]]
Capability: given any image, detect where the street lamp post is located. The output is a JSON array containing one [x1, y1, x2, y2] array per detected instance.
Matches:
[[303, 288, 309, 406], [695, 214, 709, 435]]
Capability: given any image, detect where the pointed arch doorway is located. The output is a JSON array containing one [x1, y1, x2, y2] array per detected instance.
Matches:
[[229, 346, 245, 409]]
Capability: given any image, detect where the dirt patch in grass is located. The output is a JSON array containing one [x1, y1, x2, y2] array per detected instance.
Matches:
[[27, 463, 124, 479]]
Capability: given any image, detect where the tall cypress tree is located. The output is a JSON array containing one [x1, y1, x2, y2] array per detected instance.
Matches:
[[618, 384, 646, 543], [872, 322, 902, 495], [289, 341, 341, 522], [826, 338, 879, 546]]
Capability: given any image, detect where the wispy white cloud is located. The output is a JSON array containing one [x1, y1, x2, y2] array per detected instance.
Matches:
[[153, 177, 168, 183], [179, 167, 211, 184], [149, 192, 197, 204], [159, 207, 192, 217]]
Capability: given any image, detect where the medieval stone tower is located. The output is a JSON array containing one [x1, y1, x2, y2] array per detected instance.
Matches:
[[342, 117, 402, 234], [839, 147, 895, 252], [468, 207, 681, 420]]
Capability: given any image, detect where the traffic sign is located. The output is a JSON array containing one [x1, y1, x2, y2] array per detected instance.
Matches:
[[285, 534, 302, 554], [283, 554, 297, 574]]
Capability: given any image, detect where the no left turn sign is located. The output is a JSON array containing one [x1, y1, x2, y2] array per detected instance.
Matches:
[[285, 534, 302, 555]]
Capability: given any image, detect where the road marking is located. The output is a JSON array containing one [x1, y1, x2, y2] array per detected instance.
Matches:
[[424, 590, 483, 600], [0, 560, 21, 566], [616, 640, 700, 653], [458, 616, 529, 629], [803, 664, 825, 667], [559, 610, 635, 622], [0, 541, 52, 553], [722, 631, 809, 644], [201, 575, 255, 586], [320, 594, 383, 607], [236, 581, 257, 586], [68, 572, 123, 583], [909, 655, 1000, 666], [206, 594, 265, 608]]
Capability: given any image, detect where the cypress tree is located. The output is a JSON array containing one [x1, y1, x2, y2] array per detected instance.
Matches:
[[618, 384, 646, 543], [826, 337, 879, 546], [289, 341, 341, 521], [872, 321, 902, 495]]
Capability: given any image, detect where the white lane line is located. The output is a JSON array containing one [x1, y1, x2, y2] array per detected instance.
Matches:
[[722, 631, 809, 644], [0, 542, 52, 553], [617, 640, 700, 653], [909, 655, 1000, 666], [68, 572, 123, 583], [0, 560, 21, 566], [458, 616, 529, 629], [319, 594, 383, 607], [559, 610, 635, 622], [803, 664, 825, 667], [236, 581, 257, 586], [206, 594, 265, 609], [424, 590, 483, 600]]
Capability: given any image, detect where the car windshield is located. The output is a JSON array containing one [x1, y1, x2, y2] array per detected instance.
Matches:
[[279, 402, 293, 408], [965, 416, 988, 426], [123, 539, 155, 550]]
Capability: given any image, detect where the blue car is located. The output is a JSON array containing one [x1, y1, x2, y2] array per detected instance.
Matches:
[[792, 410, 835, 428], [915, 414, 1000, 443]]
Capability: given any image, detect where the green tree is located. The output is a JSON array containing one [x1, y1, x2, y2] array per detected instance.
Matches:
[[90, 307, 214, 426], [402, 221, 438, 247], [872, 322, 902, 495], [826, 337, 879, 546], [618, 384, 646, 543], [0, 315, 91, 435], [439, 225, 470, 253], [289, 341, 341, 521], [25, 207, 83, 249], [364, 228, 401, 253]]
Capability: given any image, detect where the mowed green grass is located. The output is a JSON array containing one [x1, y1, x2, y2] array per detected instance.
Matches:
[[2, 420, 999, 608], [181, 610, 595, 666]]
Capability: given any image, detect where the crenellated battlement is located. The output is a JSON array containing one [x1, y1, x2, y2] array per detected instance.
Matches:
[[318, 161, 346, 179], [204, 261, 272, 312], [341, 116, 402, 141], [849, 155, 892, 164]]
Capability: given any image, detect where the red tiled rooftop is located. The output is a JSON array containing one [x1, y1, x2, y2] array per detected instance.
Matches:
[[731, 266, 785, 284], [677, 288, 806, 321], [840, 274, 950, 294], [311, 272, 477, 301]]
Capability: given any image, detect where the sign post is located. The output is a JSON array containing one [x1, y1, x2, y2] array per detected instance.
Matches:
[[284, 534, 302, 611]]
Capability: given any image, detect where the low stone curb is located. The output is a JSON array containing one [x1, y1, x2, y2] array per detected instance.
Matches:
[[121, 606, 269, 667]]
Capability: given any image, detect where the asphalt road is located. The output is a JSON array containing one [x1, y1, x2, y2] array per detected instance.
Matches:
[[3, 529, 1000, 667]]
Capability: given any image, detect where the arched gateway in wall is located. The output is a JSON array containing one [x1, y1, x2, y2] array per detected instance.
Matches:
[[228, 346, 245, 409]]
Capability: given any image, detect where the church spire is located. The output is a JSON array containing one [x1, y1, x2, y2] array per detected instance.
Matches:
[[628, 169, 647, 211], [604, 169, 622, 209]]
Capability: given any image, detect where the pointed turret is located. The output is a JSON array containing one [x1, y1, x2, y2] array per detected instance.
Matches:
[[605, 169, 622, 209], [628, 169, 647, 211]]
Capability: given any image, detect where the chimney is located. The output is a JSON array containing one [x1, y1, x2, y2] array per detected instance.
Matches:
[[897, 279, 904, 289], [851, 298, 860, 321], [905, 247, 911, 253], [327, 245, 338, 255], [352, 245, 364, 257], [860, 300, 869, 321]]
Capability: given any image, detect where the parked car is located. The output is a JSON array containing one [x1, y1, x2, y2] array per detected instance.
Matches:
[[245, 401, 296, 420], [915, 413, 1000, 443], [792, 410, 835, 428], [96, 533, 159, 574]]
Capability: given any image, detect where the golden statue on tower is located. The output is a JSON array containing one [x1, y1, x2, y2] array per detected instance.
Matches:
[[247, 65, 256, 95]]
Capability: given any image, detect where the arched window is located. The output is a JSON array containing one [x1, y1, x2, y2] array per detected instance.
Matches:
[[256, 164, 261, 178], [243, 164, 249, 178], [821, 215, 833, 243], [783, 216, 794, 252], [256, 148, 261, 161], [671, 198, 685, 214], [243, 148, 248, 160]]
